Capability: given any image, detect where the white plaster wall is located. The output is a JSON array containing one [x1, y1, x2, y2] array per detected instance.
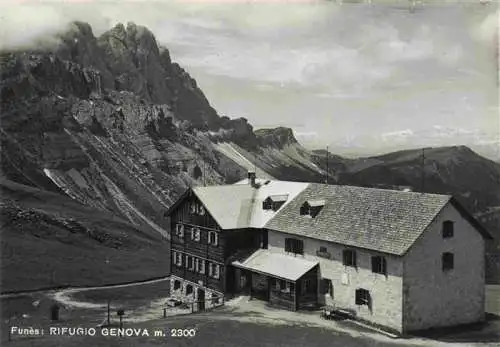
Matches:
[[403, 203, 486, 331], [267, 231, 404, 332]]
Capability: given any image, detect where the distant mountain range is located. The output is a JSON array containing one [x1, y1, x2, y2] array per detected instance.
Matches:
[[1, 21, 499, 290], [297, 126, 500, 163]]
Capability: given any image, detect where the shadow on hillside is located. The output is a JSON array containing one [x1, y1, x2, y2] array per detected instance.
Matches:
[[411, 313, 500, 343]]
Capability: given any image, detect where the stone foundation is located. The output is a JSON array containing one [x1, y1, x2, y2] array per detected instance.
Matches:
[[170, 275, 223, 310]]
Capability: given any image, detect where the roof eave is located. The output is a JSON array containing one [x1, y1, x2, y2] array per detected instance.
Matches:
[[449, 197, 493, 240]]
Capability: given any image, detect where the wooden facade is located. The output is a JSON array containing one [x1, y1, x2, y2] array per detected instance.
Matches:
[[168, 189, 320, 311], [170, 192, 225, 293]]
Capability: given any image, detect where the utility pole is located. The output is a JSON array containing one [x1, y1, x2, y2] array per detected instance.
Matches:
[[254, 153, 257, 175], [421, 147, 425, 192], [203, 160, 206, 187], [325, 146, 329, 185]]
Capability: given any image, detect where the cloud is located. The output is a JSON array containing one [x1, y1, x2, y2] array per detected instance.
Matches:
[[475, 8, 499, 44], [294, 131, 318, 139]]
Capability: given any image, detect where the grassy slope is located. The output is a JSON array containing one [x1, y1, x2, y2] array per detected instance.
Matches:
[[0, 179, 170, 293]]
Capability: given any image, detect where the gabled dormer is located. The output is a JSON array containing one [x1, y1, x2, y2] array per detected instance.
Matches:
[[262, 194, 289, 212], [299, 199, 325, 218]]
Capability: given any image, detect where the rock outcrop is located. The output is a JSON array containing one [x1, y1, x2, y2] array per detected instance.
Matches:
[[255, 127, 298, 149], [0, 21, 253, 236]]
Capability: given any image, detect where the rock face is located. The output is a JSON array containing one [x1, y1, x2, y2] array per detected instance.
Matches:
[[0, 21, 253, 237], [255, 127, 298, 149]]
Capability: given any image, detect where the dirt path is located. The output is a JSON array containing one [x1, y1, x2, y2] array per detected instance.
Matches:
[[47, 289, 497, 347], [0, 276, 170, 300], [3, 280, 496, 347]]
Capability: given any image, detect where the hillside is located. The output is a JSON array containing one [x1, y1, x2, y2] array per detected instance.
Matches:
[[337, 146, 500, 214], [0, 179, 170, 292]]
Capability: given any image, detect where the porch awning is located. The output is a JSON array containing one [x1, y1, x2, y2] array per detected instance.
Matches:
[[231, 249, 318, 281]]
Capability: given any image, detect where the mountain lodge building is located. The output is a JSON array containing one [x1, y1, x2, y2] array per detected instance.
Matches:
[[164, 173, 491, 334]]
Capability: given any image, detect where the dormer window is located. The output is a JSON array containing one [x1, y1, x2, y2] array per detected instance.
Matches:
[[442, 220, 454, 238], [300, 200, 325, 218], [262, 195, 288, 211]]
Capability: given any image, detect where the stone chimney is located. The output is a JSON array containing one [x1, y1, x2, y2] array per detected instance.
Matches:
[[248, 171, 256, 186]]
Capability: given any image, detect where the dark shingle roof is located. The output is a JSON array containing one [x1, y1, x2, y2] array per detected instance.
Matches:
[[264, 183, 451, 256]]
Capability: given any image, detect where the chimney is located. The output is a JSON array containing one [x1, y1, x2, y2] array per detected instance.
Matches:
[[248, 171, 256, 186]]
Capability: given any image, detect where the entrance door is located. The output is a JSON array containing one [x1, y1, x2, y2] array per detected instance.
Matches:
[[197, 288, 205, 311]]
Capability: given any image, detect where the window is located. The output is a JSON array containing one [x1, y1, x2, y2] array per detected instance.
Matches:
[[299, 204, 309, 216], [371, 256, 387, 275], [208, 263, 220, 279], [191, 227, 201, 242], [175, 224, 184, 238], [186, 256, 195, 271], [213, 264, 220, 279], [301, 279, 315, 294], [442, 221, 454, 238], [262, 200, 272, 210], [173, 251, 183, 267], [212, 292, 220, 305], [355, 288, 370, 306], [186, 284, 193, 295], [173, 280, 181, 290], [319, 246, 327, 253], [189, 202, 206, 215], [189, 203, 197, 214], [320, 278, 333, 298], [208, 231, 219, 246], [197, 259, 205, 274], [285, 238, 304, 255], [442, 252, 454, 271], [208, 262, 220, 279], [300, 200, 325, 217], [343, 249, 357, 267], [275, 279, 290, 293], [264, 195, 288, 211]]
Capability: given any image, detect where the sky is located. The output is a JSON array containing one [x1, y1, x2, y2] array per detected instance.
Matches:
[[1, 0, 499, 156]]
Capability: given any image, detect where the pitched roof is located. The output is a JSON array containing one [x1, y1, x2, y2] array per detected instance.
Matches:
[[305, 199, 326, 207], [231, 249, 318, 281], [192, 180, 308, 229], [169, 180, 490, 256], [267, 194, 289, 202], [265, 183, 453, 256]]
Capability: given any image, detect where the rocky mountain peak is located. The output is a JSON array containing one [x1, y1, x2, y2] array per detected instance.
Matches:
[[255, 127, 298, 149]]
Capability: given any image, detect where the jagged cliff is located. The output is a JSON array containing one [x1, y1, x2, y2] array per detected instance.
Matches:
[[0, 22, 263, 239]]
